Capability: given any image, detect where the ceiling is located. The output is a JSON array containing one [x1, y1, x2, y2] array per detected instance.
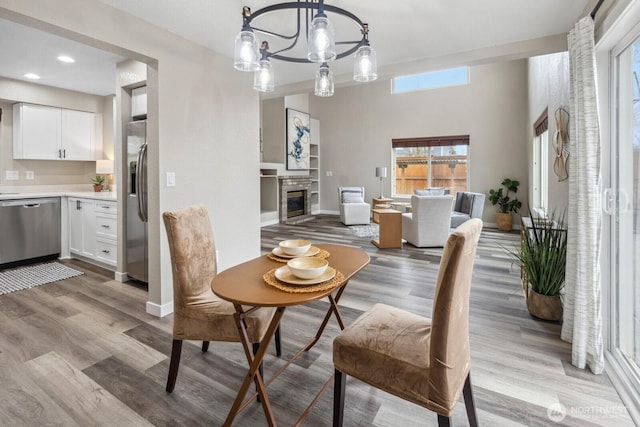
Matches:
[[0, 18, 126, 96], [0, 0, 593, 96]]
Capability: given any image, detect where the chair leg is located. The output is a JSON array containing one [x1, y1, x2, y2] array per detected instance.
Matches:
[[166, 339, 183, 393], [202, 341, 209, 352], [437, 414, 451, 427], [463, 372, 479, 427], [274, 325, 282, 357], [333, 369, 346, 427]]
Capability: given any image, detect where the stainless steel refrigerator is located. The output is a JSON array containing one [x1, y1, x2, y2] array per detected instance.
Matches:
[[126, 120, 148, 283]]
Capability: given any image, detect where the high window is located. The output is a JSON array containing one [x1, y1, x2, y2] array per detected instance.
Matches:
[[391, 135, 469, 197], [392, 67, 469, 94]]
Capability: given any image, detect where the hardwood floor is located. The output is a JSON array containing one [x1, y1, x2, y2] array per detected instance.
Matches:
[[0, 215, 634, 426]]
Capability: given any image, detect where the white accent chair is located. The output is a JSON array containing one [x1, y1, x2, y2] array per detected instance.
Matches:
[[338, 186, 370, 225], [402, 195, 455, 247]]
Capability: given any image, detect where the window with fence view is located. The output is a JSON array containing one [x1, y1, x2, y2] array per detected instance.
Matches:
[[392, 135, 469, 197]]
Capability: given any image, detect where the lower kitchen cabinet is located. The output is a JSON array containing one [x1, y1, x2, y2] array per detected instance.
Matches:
[[94, 201, 118, 266], [68, 198, 96, 258], [68, 197, 118, 267]]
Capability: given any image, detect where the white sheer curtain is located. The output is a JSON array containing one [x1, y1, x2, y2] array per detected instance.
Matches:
[[561, 16, 604, 374]]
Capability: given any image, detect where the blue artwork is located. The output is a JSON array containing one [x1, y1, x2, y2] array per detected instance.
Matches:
[[286, 109, 310, 170]]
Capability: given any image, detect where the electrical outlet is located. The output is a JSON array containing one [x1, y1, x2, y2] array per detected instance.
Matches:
[[26, 171, 35, 180], [5, 170, 19, 180]]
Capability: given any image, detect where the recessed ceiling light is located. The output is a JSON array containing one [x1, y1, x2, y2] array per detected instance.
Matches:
[[57, 55, 75, 63], [24, 73, 40, 80]]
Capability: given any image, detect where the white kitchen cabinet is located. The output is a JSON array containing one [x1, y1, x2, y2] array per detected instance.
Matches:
[[94, 200, 118, 267], [131, 86, 147, 119], [61, 109, 94, 160], [12, 104, 61, 160], [68, 198, 96, 258], [68, 197, 117, 268], [13, 103, 99, 161]]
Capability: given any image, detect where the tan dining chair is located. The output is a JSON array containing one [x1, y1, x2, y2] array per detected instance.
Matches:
[[162, 204, 281, 393], [333, 218, 483, 427]]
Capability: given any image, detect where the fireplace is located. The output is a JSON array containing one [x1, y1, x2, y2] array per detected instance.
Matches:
[[287, 190, 306, 218], [278, 176, 315, 224]]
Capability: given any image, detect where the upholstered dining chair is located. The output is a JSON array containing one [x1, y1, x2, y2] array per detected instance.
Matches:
[[162, 204, 281, 393], [333, 218, 483, 427]]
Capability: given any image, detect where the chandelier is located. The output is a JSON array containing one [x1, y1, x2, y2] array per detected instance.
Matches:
[[233, 0, 378, 97]]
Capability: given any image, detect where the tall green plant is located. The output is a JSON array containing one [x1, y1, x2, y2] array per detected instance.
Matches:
[[488, 178, 522, 213], [510, 211, 567, 296]]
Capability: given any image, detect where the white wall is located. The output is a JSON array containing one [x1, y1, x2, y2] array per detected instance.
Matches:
[[0, 0, 260, 315], [527, 52, 571, 215], [309, 59, 530, 226]]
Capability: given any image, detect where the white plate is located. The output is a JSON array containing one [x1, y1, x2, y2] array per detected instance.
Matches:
[[274, 265, 336, 286], [271, 246, 320, 259]]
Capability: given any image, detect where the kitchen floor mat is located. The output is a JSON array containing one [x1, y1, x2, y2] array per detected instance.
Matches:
[[0, 262, 83, 295]]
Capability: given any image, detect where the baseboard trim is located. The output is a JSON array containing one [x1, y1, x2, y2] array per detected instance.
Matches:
[[146, 300, 173, 317], [484, 222, 521, 231], [115, 271, 128, 282]]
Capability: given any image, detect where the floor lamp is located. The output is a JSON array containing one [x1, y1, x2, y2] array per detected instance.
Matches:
[[376, 166, 387, 198]]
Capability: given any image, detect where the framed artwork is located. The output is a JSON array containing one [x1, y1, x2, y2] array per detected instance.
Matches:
[[286, 108, 310, 170]]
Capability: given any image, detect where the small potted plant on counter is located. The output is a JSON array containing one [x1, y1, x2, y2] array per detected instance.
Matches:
[[488, 178, 522, 231], [91, 175, 105, 192]]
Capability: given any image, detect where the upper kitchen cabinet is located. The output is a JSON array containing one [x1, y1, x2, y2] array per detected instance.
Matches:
[[61, 109, 95, 160], [13, 103, 102, 161], [12, 103, 60, 160]]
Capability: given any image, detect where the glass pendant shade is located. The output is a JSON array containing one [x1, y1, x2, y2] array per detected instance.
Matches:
[[353, 45, 378, 82], [314, 63, 334, 97], [234, 30, 259, 71], [307, 15, 336, 63], [253, 59, 275, 92], [233, 4, 376, 96]]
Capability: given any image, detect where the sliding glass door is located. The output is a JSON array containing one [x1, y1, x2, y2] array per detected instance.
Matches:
[[610, 29, 640, 401]]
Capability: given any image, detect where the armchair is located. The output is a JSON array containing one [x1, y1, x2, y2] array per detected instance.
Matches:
[[338, 186, 370, 225], [450, 192, 486, 228], [401, 195, 454, 247]]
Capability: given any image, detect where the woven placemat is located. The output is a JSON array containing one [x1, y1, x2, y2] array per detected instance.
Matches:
[[263, 268, 345, 293], [266, 248, 330, 263]]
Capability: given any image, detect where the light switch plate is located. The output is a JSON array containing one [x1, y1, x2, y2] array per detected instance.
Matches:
[[6, 170, 19, 180], [166, 172, 176, 187]]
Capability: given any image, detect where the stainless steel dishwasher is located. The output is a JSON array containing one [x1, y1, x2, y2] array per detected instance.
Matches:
[[0, 197, 61, 265]]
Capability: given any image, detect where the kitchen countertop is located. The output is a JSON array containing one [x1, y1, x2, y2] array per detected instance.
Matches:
[[0, 191, 117, 201]]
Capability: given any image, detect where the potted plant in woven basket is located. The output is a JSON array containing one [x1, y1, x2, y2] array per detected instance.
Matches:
[[509, 211, 567, 321], [488, 178, 522, 231]]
